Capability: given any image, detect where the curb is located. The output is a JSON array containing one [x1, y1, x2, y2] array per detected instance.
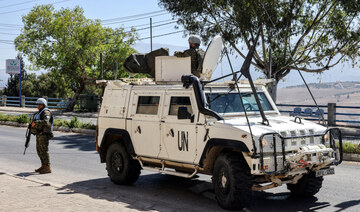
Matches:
[[0, 121, 28, 128], [0, 121, 96, 136], [343, 153, 360, 162]]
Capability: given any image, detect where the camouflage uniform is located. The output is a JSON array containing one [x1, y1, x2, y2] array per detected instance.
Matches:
[[174, 47, 205, 77], [31, 109, 53, 166]]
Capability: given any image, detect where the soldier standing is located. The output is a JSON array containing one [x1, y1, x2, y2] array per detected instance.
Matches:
[[174, 35, 205, 77], [31, 98, 53, 174]]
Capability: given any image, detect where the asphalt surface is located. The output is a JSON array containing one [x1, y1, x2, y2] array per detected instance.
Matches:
[[0, 125, 359, 211]]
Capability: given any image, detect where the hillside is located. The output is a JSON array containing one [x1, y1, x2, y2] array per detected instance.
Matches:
[[277, 81, 360, 125], [277, 81, 360, 106]]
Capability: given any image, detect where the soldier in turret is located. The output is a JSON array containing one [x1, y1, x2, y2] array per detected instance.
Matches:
[[174, 35, 205, 77], [31, 98, 54, 174]]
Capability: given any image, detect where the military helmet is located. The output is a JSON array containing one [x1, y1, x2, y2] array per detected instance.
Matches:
[[36, 98, 48, 107], [188, 35, 201, 45]]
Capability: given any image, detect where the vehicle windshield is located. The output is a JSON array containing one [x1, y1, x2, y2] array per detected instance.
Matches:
[[205, 92, 274, 114]]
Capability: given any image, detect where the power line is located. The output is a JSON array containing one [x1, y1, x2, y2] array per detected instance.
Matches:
[[138, 30, 185, 41], [0, 27, 22, 31], [104, 30, 185, 45], [0, 32, 19, 35], [102, 12, 168, 25], [0, 0, 71, 15], [0, 23, 23, 28], [0, 0, 40, 9], [101, 10, 165, 23], [124, 19, 174, 29], [124, 20, 176, 34], [0, 39, 14, 44]]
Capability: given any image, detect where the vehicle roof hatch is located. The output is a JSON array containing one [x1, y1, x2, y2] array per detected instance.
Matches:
[[200, 35, 223, 80]]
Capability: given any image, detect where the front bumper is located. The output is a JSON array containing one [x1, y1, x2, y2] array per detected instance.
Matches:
[[254, 128, 343, 175]]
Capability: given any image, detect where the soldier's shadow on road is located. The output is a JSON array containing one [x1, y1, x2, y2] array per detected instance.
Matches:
[[333, 199, 360, 212], [55, 173, 338, 212], [15, 172, 37, 177], [51, 134, 95, 152]]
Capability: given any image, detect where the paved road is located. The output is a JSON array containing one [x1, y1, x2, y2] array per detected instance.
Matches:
[[0, 125, 359, 211]]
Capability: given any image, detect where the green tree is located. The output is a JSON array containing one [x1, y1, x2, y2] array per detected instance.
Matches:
[[159, 0, 360, 101], [21, 71, 74, 98], [4, 54, 27, 96], [15, 5, 137, 110]]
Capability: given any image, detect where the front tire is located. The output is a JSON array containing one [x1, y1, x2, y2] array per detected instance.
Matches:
[[212, 152, 252, 210], [106, 142, 141, 185], [287, 172, 323, 197]]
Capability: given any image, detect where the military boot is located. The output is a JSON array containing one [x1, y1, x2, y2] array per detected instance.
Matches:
[[35, 165, 45, 173], [39, 165, 51, 174]]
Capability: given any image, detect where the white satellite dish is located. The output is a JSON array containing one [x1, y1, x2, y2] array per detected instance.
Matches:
[[200, 35, 223, 80]]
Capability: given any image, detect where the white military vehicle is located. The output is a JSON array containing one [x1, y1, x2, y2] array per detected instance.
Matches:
[[96, 36, 342, 210]]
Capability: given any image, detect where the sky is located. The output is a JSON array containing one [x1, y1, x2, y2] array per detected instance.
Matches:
[[0, 0, 189, 87], [0, 0, 359, 89]]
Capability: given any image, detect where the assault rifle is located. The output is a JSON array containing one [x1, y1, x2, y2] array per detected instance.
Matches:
[[23, 115, 34, 155]]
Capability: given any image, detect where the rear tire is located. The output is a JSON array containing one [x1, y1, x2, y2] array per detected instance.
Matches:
[[287, 172, 323, 197], [106, 142, 141, 185], [212, 152, 252, 210]]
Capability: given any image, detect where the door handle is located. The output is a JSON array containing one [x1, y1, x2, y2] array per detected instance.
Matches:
[[135, 126, 142, 134]]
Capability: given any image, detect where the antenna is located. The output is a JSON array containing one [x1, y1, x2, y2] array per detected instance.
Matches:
[[239, 27, 269, 125]]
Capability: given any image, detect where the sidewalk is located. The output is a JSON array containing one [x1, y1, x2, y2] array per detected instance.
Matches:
[[0, 172, 140, 212]]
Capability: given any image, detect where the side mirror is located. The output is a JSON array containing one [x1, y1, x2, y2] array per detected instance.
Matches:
[[177, 107, 194, 122]]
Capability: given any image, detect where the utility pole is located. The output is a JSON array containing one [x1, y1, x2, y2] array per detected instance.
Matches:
[[268, 48, 272, 79], [114, 62, 118, 80], [100, 53, 103, 80], [150, 18, 153, 51], [19, 62, 22, 107]]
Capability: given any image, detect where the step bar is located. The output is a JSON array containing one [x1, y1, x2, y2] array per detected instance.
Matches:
[[134, 156, 199, 178]]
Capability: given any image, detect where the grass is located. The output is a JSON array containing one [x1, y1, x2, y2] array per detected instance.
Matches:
[[342, 142, 360, 154], [0, 113, 96, 130]]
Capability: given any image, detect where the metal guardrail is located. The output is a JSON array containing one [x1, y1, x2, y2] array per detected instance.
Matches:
[[0, 95, 96, 111], [24, 97, 68, 109], [277, 103, 360, 125], [1, 95, 69, 109]]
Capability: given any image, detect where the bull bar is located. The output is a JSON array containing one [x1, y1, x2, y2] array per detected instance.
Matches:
[[258, 128, 343, 175]]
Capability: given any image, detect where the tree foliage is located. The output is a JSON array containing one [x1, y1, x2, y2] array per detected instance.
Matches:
[[21, 72, 74, 98], [15, 5, 137, 110], [159, 0, 360, 100]]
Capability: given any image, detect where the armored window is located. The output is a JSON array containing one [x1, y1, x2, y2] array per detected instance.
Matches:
[[206, 92, 273, 114], [168, 96, 193, 115], [136, 96, 160, 115]]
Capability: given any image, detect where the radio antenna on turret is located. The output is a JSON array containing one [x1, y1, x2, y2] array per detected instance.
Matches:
[[223, 45, 258, 155], [239, 27, 269, 126]]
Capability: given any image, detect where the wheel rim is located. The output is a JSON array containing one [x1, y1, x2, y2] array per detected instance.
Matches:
[[111, 152, 124, 173], [217, 170, 230, 195], [221, 173, 227, 188]]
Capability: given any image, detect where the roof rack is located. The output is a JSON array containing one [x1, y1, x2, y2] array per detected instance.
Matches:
[[96, 78, 155, 86]]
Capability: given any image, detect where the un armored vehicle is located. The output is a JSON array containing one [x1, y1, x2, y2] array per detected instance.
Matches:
[[96, 36, 342, 210]]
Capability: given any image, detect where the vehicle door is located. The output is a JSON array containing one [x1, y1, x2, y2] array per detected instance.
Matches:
[[159, 92, 198, 164], [128, 91, 163, 158]]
